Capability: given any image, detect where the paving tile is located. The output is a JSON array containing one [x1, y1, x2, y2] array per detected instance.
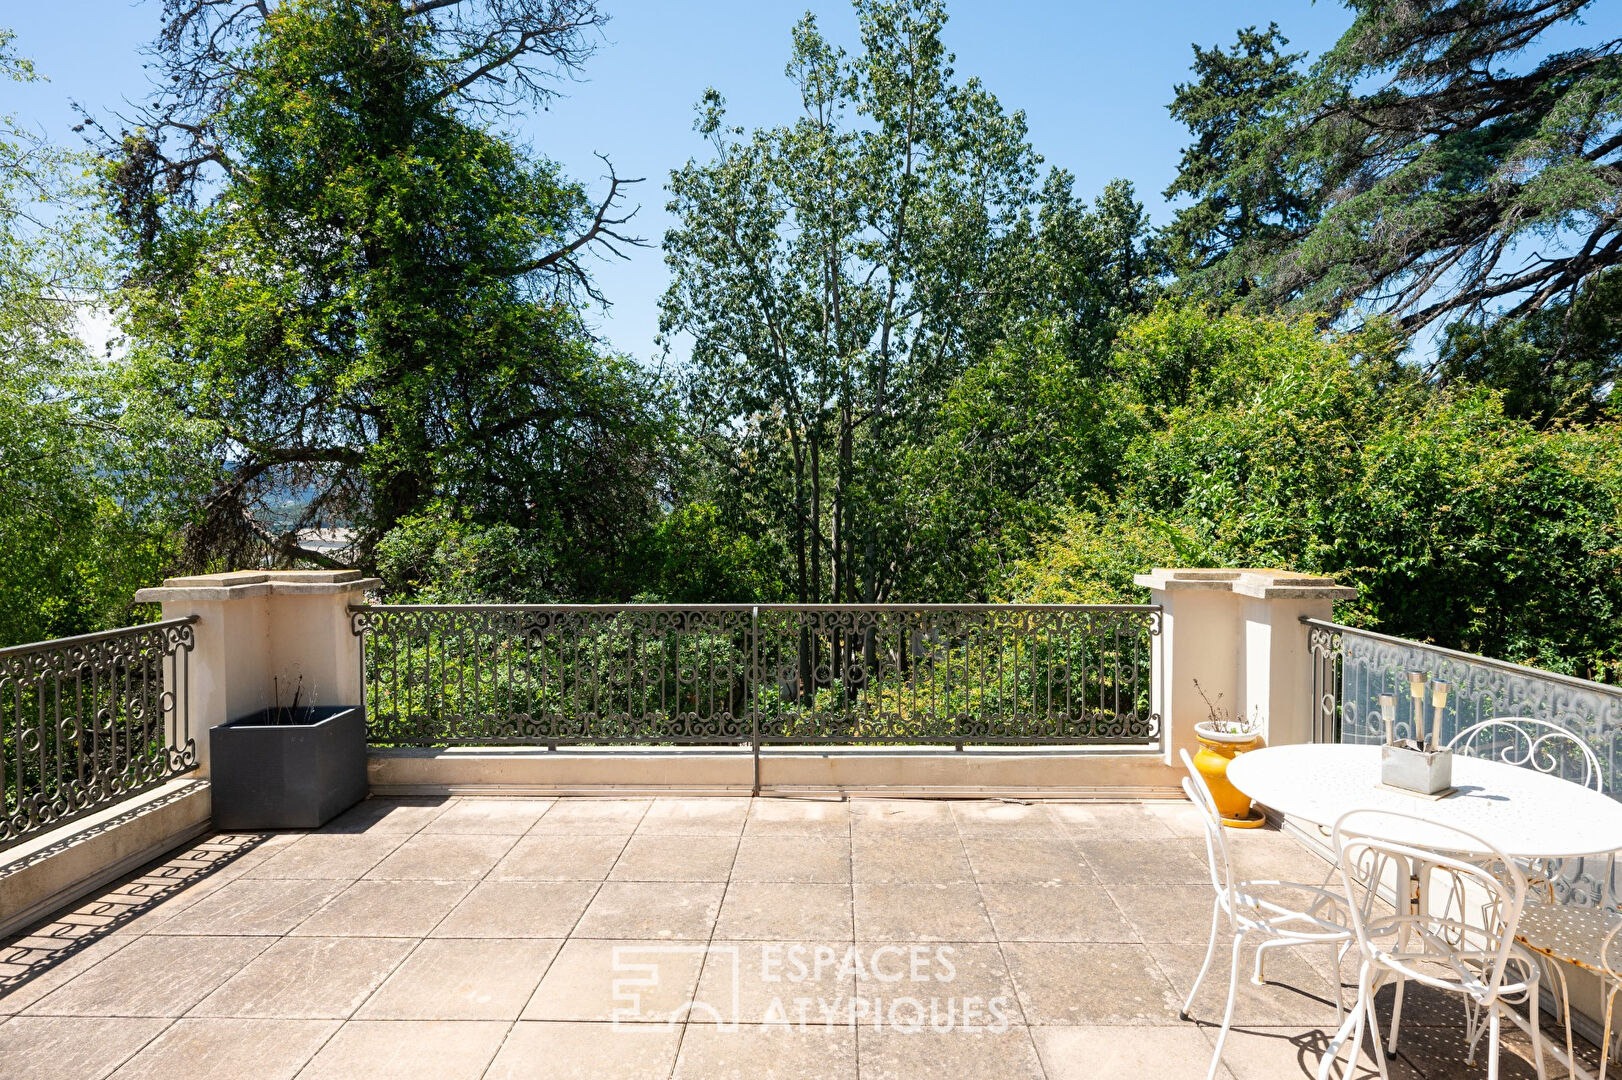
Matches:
[[357, 938, 560, 1020], [364, 833, 519, 880], [962, 837, 1094, 884], [858, 1029, 1046, 1079], [1106, 884, 1221, 944], [690, 940, 857, 1025], [1033, 1024, 1226, 1080], [421, 798, 555, 835], [978, 884, 1138, 943], [853, 884, 995, 942], [744, 799, 851, 837], [198, 832, 304, 871], [1140, 800, 1214, 838], [189, 937, 415, 1018], [146, 877, 345, 936], [574, 881, 725, 940], [1048, 801, 1178, 838], [849, 940, 1012, 1031], [25, 934, 272, 1016], [290, 880, 473, 938], [950, 801, 1065, 838], [637, 797, 752, 834], [714, 882, 853, 941], [609, 833, 739, 881], [1212, 1025, 1424, 1080], [1001, 941, 1182, 1025], [295, 1019, 509, 1079], [731, 837, 851, 883], [851, 942, 1018, 1029], [0, 1015, 170, 1080], [318, 798, 454, 834], [0, 932, 141, 1015], [672, 1022, 858, 1078], [530, 799, 650, 834], [1226, 831, 1335, 885], [1379, 1020, 1544, 1079], [1150, 941, 1343, 1027], [521, 938, 706, 1022], [490, 835, 629, 881], [108, 1017, 339, 1080], [241, 834, 406, 879], [848, 800, 958, 840], [848, 799, 956, 827], [850, 837, 972, 884], [430, 881, 598, 938], [1074, 838, 1213, 886], [483, 1020, 683, 1079]]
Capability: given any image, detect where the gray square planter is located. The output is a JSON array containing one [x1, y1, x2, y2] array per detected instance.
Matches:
[[210, 705, 367, 830]]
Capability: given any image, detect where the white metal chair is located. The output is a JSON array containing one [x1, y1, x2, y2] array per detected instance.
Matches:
[[1448, 717, 1603, 794], [1514, 902, 1622, 1079], [1320, 808, 1547, 1080], [1449, 715, 1619, 1073], [1179, 749, 1353, 1080]]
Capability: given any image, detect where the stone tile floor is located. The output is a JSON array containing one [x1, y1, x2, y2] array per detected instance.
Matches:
[[0, 796, 1593, 1079]]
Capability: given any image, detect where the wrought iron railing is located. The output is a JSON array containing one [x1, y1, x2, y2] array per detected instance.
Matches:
[[349, 604, 1161, 754], [1305, 617, 1622, 904], [1, 618, 198, 851]]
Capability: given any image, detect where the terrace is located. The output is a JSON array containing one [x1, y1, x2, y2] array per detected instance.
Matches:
[[5, 794, 1566, 1080], [0, 568, 1616, 1078]]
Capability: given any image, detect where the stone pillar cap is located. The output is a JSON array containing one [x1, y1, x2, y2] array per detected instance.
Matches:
[[135, 569, 382, 603], [1132, 567, 1357, 601]]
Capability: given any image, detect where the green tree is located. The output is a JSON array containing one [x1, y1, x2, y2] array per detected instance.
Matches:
[[0, 31, 190, 643], [108, 0, 663, 594], [1010, 304, 1622, 681], [1170, 1, 1622, 332], [1162, 24, 1309, 297], [1435, 267, 1621, 425], [662, 0, 1077, 604]]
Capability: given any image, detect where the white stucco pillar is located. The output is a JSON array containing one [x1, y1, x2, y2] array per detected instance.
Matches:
[[1134, 569, 1356, 764], [133, 570, 380, 775]]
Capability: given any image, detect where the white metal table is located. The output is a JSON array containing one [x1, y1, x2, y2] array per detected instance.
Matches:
[[1228, 743, 1622, 1079], [1227, 743, 1622, 860]]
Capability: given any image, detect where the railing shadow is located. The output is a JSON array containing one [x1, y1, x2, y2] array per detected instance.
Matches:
[[0, 828, 275, 1000]]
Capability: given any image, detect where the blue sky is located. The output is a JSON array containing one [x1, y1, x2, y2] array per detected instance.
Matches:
[[5, 1, 1611, 361]]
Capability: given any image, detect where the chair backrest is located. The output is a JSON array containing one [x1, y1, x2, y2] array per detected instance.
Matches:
[[1447, 716, 1603, 792], [1331, 808, 1527, 1002], [1179, 749, 1238, 919]]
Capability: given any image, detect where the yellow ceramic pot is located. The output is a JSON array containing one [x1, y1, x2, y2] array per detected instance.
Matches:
[[1192, 724, 1265, 828]]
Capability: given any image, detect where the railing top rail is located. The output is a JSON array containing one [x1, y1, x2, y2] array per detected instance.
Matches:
[[0, 615, 200, 661], [1301, 616, 1621, 699], [350, 602, 1161, 614]]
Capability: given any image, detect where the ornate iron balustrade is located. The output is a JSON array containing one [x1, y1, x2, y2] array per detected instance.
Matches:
[[1305, 617, 1622, 905], [348, 603, 1161, 751], [1, 618, 198, 851]]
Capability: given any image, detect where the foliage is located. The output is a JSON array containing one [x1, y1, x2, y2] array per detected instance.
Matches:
[[1162, 23, 1309, 295], [1008, 303, 1622, 681], [0, 31, 193, 644], [662, 0, 1156, 605], [1167, 1, 1622, 333], [109, 0, 663, 592], [1435, 267, 1621, 426]]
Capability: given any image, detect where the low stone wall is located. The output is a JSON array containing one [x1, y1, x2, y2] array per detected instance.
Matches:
[[0, 778, 211, 939], [367, 746, 1181, 798]]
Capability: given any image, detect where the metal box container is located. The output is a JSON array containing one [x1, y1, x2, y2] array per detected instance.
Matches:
[[1381, 743, 1453, 796], [210, 705, 367, 830]]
